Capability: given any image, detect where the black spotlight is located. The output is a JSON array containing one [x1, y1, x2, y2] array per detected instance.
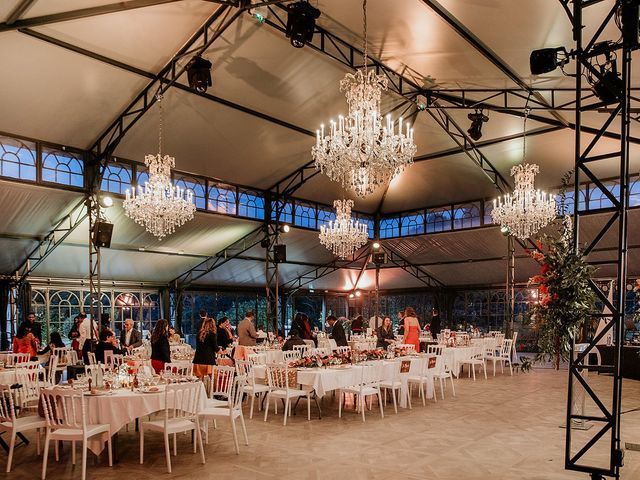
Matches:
[[186, 56, 212, 93], [467, 110, 488, 141], [286, 1, 320, 48], [592, 69, 624, 104], [529, 47, 568, 75]]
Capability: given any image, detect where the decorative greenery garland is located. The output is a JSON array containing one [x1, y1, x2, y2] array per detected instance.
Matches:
[[527, 215, 597, 370]]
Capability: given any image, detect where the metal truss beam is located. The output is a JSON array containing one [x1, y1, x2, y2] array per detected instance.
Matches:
[[4, 0, 36, 25], [14, 197, 88, 283], [565, 1, 630, 477], [382, 245, 444, 289]]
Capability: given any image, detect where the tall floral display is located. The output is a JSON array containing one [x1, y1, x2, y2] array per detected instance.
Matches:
[[528, 216, 597, 370]]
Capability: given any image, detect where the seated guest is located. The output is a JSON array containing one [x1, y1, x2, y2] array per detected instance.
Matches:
[[327, 315, 347, 347], [119, 318, 142, 353], [12, 323, 38, 360], [168, 326, 182, 343], [192, 317, 218, 379], [95, 329, 122, 364], [38, 331, 66, 357], [291, 312, 313, 340], [376, 316, 395, 349], [217, 317, 233, 350], [282, 329, 306, 351], [351, 315, 364, 335], [150, 319, 171, 374]]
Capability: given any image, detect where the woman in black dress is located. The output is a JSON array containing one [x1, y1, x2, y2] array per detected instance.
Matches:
[[150, 319, 171, 374], [193, 317, 218, 379], [376, 316, 395, 349], [217, 316, 233, 350]]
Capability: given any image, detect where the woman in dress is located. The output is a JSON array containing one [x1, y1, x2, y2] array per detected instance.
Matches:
[[217, 316, 233, 350], [376, 316, 395, 349], [68, 315, 82, 354], [38, 331, 66, 364], [150, 319, 171, 374], [192, 317, 218, 379], [403, 307, 421, 353], [12, 323, 38, 360]]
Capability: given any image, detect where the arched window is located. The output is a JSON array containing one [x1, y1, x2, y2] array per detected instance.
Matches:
[[238, 190, 265, 219], [142, 293, 160, 336], [42, 147, 84, 187], [114, 292, 140, 333], [380, 217, 400, 239], [208, 183, 237, 214], [174, 175, 206, 209], [400, 212, 425, 236], [81, 292, 112, 328], [426, 207, 452, 233], [294, 202, 317, 229], [101, 162, 132, 194], [453, 203, 481, 229], [49, 290, 81, 341], [0, 135, 36, 181]]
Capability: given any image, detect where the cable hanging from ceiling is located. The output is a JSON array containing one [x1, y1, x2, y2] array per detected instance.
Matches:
[[311, 0, 416, 197]]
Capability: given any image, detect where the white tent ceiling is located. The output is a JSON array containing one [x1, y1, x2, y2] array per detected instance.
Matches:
[[0, 0, 638, 289]]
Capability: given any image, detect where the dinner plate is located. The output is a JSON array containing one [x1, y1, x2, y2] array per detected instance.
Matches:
[[140, 387, 163, 394], [83, 390, 113, 396]]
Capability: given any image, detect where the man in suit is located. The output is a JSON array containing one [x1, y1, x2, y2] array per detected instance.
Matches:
[[237, 310, 259, 346], [20, 312, 42, 343], [430, 307, 442, 335], [327, 315, 347, 347], [119, 318, 142, 353]]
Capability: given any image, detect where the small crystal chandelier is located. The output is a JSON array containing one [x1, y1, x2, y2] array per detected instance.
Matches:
[[319, 199, 368, 258], [124, 94, 195, 240], [311, 0, 416, 197], [492, 111, 557, 240]]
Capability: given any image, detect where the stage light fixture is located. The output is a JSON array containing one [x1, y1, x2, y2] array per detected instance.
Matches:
[[280, 224, 291, 233], [372, 241, 380, 250], [467, 110, 488, 141], [186, 55, 212, 93], [349, 293, 355, 299], [500, 225, 509, 235], [355, 290, 361, 297], [529, 47, 569, 75], [592, 69, 624, 104], [99, 196, 113, 208], [286, 1, 321, 48]]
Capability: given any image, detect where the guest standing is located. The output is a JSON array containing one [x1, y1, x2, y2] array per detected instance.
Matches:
[[351, 315, 364, 335], [19, 312, 42, 344], [237, 311, 258, 347], [430, 307, 442, 336], [327, 315, 347, 347], [12, 323, 38, 360], [291, 312, 313, 340], [68, 315, 82, 354], [376, 317, 395, 349], [282, 329, 306, 351], [150, 319, 171, 374], [396, 310, 406, 336], [217, 317, 233, 350], [403, 307, 421, 352], [192, 317, 218, 379], [79, 314, 100, 364], [119, 318, 142, 353]]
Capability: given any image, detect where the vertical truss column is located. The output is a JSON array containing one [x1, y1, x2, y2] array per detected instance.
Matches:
[[87, 196, 101, 345], [565, 1, 631, 478], [264, 193, 280, 335], [505, 234, 515, 338]]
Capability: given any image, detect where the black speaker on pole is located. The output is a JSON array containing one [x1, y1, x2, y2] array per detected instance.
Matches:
[[372, 252, 387, 265], [92, 222, 113, 248], [273, 244, 287, 263]]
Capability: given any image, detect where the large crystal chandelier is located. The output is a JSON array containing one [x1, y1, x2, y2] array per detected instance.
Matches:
[[491, 112, 557, 240], [319, 199, 368, 258], [123, 94, 195, 240], [311, 0, 416, 197]]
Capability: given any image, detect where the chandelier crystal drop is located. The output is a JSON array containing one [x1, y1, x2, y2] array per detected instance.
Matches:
[[311, 0, 416, 197], [319, 199, 368, 258], [491, 110, 556, 239], [123, 95, 195, 240]]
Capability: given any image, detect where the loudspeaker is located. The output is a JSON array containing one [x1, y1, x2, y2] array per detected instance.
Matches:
[[273, 244, 287, 263], [92, 221, 113, 248], [372, 252, 387, 265]]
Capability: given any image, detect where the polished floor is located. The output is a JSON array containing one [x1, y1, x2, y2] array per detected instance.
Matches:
[[4, 368, 640, 480]]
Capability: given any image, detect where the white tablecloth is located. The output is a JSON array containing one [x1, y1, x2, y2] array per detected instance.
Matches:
[[442, 347, 474, 377], [83, 383, 207, 455]]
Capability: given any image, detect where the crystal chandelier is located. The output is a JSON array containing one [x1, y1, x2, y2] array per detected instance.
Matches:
[[124, 94, 195, 240], [491, 112, 557, 240], [319, 199, 368, 258], [311, 0, 416, 197]]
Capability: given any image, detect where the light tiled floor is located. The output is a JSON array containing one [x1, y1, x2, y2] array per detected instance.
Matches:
[[4, 368, 640, 480]]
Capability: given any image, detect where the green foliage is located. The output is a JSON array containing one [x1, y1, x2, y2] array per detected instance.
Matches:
[[528, 216, 597, 369], [520, 356, 533, 373]]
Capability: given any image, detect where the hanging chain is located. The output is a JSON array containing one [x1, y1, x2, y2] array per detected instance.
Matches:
[[157, 93, 163, 156], [362, 0, 367, 71], [522, 93, 531, 164]]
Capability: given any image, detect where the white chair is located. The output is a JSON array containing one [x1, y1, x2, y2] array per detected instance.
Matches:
[[282, 350, 301, 363], [199, 375, 248, 453], [46, 356, 58, 386], [86, 352, 97, 366], [67, 350, 79, 366], [164, 363, 193, 377], [292, 344, 310, 357], [40, 387, 112, 480], [458, 345, 487, 380], [263, 364, 311, 426], [339, 363, 384, 422], [379, 360, 408, 414], [139, 382, 205, 474], [488, 339, 513, 376], [103, 351, 115, 370], [0, 384, 46, 473], [309, 347, 330, 357], [395, 343, 416, 353], [15, 364, 42, 411], [407, 356, 431, 406], [334, 346, 351, 355], [427, 345, 444, 356], [236, 360, 270, 419], [206, 366, 235, 408], [6, 353, 29, 366], [247, 352, 267, 365], [429, 355, 456, 400]]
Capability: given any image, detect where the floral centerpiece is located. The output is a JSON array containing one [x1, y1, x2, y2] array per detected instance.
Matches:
[[527, 215, 597, 370], [289, 351, 352, 369]]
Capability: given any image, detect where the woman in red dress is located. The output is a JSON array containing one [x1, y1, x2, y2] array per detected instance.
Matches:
[[403, 307, 421, 353], [12, 323, 38, 360]]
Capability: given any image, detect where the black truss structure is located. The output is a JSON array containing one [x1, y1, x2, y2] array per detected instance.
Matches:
[[565, 2, 631, 478]]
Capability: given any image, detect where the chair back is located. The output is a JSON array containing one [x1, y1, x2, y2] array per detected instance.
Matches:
[[208, 366, 235, 400], [500, 339, 513, 358], [85, 364, 104, 386], [103, 350, 115, 369], [87, 351, 97, 365], [283, 350, 301, 362], [334, 346, 351, 355], [15, 365, 41, 407], [228, 375, 247, 411], [164, 363, 193, 377], [427, 345, 444, 356], [6, 352, 29, 366], [0, 384, 18, 423], [163, 382, 202, 423], [303, 339, 316, 348], [47, 355, 59, 385], [265, 364, 297, 392], [247, 353, 267, 365], [52, 347, 70, 366], [360, 363, 382, 389], [396, 344, 416, 354], [68, 349, 79, 365], [41, 387, 87, 431], [309, 347, 330, 357], [113, 354, 124, 367], [292, 344, 309, 357]]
